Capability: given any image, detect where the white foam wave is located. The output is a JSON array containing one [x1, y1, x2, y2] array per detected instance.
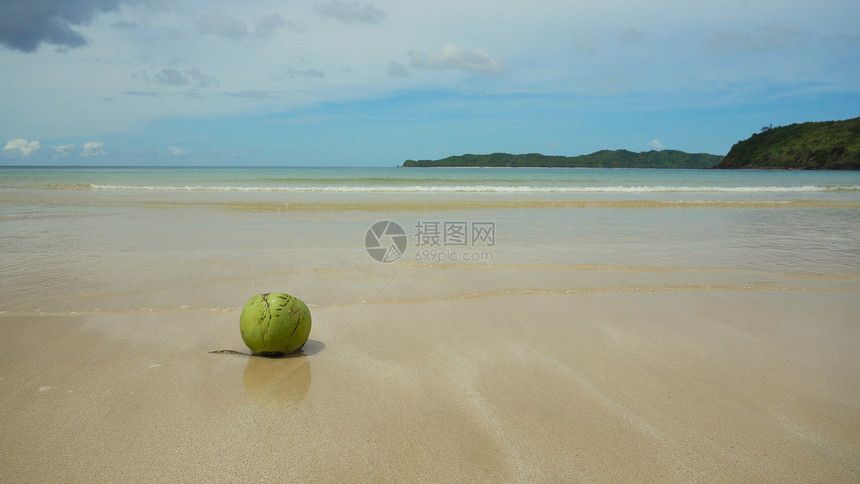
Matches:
[[86, 184, 860, 193]]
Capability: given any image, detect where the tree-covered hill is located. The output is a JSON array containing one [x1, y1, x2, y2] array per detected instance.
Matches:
[[402, 150, 723, 168], [716, 117, 860, 170]]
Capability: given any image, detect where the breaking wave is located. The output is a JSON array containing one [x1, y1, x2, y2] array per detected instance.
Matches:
[[25, 183, 860, 193]]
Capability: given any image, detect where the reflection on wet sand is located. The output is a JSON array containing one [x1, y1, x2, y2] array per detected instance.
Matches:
[[242, 340, 324, 410]]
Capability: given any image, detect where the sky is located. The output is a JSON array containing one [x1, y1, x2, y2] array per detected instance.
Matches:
[[1, 0, 858, 166]]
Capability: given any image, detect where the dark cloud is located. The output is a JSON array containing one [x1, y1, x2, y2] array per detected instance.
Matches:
[[617, 27, 646, 45], [125, 90, 161, 97], [313, 1, 385, 25], [150, 67, 217, 88], [0, 0, 121, 53], [184, 89, 205, 98], [255, 13, 286, 37], [255, 14, 305, 36], [111, 20, 138, 30], [572, 35, 600, 54], [198, 13, 248, 40], [705, 24, 804, 52], [155, 67, 188, 86], [273, 68, 325, 81], [228, 90, 286, 99], [387, 61, 410, 79], [187, 68, 216, 88]]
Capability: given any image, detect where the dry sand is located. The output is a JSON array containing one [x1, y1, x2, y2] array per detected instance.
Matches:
[[1, 265, 858, 482]]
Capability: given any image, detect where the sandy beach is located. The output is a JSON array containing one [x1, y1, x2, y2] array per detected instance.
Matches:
[[1, 284, 858, 481], [1, 170, 859, 482]]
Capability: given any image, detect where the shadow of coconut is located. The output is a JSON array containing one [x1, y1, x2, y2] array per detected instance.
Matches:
[[243, 354, 312, 410], [279, 339, 325, 358]]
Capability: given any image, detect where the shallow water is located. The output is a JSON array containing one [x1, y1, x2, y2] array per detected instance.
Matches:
[[1, 167, 858, 312]]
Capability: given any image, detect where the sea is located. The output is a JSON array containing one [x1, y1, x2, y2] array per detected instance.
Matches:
[[1, 166, 859, 312], [2, 165, 859, 195]]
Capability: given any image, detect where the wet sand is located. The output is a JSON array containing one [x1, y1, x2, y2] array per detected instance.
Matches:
[[1, 180, 859, 481], [1, 266, 858, 482]]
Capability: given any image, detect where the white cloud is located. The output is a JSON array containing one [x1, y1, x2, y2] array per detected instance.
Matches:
[[53, 143, 75, 157], [168, 146, 188, 156], [649, 139, 665, 150], [2, 139, 40, 157], [409, 43, 506, 75], [82, 141, 106, 157]]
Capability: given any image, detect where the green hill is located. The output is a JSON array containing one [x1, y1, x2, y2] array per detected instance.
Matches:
[[402, 150, 723, 169], [716, 117, 860, 170]]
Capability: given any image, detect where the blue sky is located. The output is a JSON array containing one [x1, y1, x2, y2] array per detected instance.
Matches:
[[1, 0, 858, 166]]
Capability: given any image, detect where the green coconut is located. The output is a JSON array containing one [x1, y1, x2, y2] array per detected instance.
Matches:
[[239, 293, 312, 356]]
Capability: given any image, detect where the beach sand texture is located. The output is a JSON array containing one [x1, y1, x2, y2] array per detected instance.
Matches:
[[1, 176, 859, 482]]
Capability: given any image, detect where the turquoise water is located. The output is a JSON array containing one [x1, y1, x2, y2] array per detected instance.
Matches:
[[1, 166, 859, 311], [2, 166, 860, 194]]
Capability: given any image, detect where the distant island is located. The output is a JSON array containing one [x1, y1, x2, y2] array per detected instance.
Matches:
[[402, 117, 860, 170], [716, 117, 860, 170], [401, 150, 723, 169]]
